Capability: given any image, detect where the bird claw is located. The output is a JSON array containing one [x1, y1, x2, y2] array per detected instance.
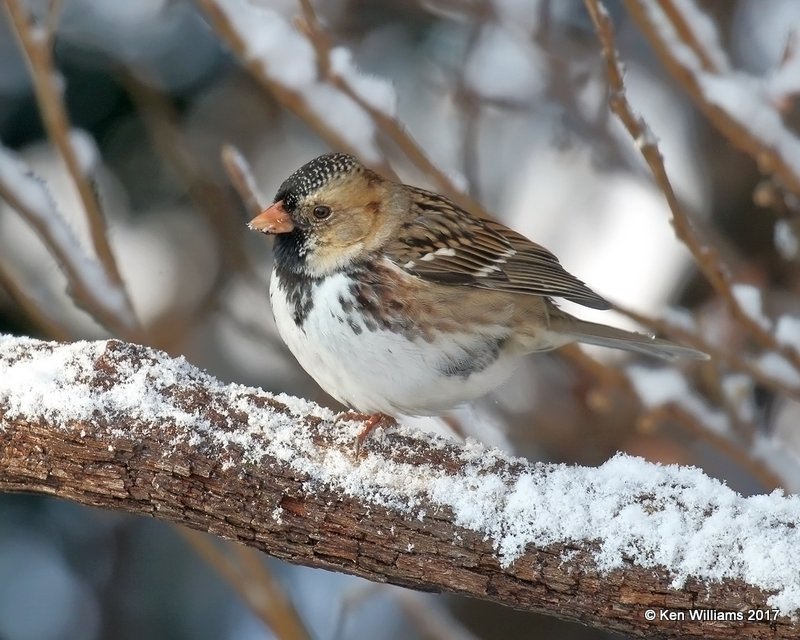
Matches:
[[350, 412, 397, 458]]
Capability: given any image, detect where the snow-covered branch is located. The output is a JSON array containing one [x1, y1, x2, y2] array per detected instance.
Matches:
[[624, 0, 800, 198], [0, 146, 138, 338], [585, 0, 800, 390], [1, 336, 799, 639], [3, 0, 138, 332]]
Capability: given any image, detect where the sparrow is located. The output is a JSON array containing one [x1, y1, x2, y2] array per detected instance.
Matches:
[[249, 153, 708, 442]]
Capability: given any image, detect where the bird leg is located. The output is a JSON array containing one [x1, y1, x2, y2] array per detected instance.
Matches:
[[344, 412, 397, 457]]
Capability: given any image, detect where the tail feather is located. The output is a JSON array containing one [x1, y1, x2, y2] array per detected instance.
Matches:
[[551, 317, 709, 361]]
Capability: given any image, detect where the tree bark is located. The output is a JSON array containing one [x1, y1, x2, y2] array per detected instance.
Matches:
[[0, 336, 796, 639]]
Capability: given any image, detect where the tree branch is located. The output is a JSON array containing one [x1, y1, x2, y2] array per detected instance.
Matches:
[[3, 0, 139, 332], [623, 0, 800, 198], [1, 336, 799, 639]]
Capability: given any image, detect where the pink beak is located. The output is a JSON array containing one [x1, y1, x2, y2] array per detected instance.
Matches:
[[248, 200, 295, 234]]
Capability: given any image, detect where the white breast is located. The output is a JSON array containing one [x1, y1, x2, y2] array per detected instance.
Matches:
[[269, 268, 516, 416]]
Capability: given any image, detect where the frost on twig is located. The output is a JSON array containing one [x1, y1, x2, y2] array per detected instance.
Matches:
[[584, 0, 800, 401], [623, 0, 800, 197], [197, 0, 389, 164], [221, 144, 266, 217], [1, 336, 800, 639], [3, 0, 137, 329], [0, 146, 137, 336]]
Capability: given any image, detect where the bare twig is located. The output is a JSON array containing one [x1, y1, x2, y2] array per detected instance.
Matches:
[[180, 529, 311, 640], [583, 0, 800, 374], [295, 0, 488, 215], [3, 0, 139, 334], [623, 0, 800, 197], [222, 144, 266, 217], [0, 262, 71, 340]]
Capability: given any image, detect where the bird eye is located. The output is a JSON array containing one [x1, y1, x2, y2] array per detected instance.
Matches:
[[312, 205, 331, 220]]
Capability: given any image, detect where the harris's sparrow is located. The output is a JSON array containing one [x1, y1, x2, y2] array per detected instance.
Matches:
[[249, 153, 707, 434]]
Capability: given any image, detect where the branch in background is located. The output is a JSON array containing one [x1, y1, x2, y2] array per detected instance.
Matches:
[[618, 303, 800, 402], [296, 0, 488, 216], [624, 0, 800, 197], [583, 0, 800, 375], [180, 529, 311, 640], [0, 147, 138, 338], [653, 0, 727, 73], [1, 337, 799, 639], [195, 0, 393, 174], [119, 76, 254, 351], [222, 144, 266, 217], [622, 0, 800, 373], [0, 261, 71, 340], [3, 0, 139, 335]]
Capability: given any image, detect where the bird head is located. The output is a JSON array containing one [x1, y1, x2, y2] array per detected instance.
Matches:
[[249, 153, 403, 277]]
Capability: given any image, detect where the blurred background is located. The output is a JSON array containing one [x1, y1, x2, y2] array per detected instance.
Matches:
[[1, 0, 800, 638]]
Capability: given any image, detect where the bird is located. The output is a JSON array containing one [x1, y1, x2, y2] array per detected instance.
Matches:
[[249, 152, 708, 445]]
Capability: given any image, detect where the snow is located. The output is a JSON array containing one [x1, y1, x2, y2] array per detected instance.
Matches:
[[758, 353, 800, 388], [641, 0, 704, 71], [698, 71, 800, 181], [662, 306, 698, 333], [212, 0, 384, 162], [491, 0, 540, 31], [753, 433, 800, 493], [2, 336, 800, 614], [721, 374, 755, 422], [627, 366, 728, 433], [775, 219, 799, 259], [731, 282, 771, 330], [767, 50, 800, 102], [68, 129, 99, 177], [0, 147, 53, 215], [303, 85, 381, 163], [644, 0, 800, 183], [669, 0, 731, 71], [732, 0, 800, 74], [464, 24, 543, 102], [329, 47, 397, 116], [221, 0, 316, 90], [776, 315, 800, 353], [0, 145, 132, 325]]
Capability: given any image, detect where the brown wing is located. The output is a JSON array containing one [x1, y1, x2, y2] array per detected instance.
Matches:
[[385, 187, 611, 310]]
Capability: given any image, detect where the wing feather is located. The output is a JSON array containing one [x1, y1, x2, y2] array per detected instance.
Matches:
[[385, 187, 611, 310]]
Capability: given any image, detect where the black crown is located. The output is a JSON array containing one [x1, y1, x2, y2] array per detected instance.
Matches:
[[275, 153, 358, 211]]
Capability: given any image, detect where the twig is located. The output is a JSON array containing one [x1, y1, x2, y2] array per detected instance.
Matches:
[[222, 144, 266, 217], [623, 0, 800, 197], [295, 0, 488, 216], [180, 529, 311, 640], [0, 147, 140, 338], [0, 262, 71, 340], [43, 0, 63, 47], [654, 0, 719, 72], [3, 0, 139, 334], [195, 0, 392, 175], [583, 0, 800, 374]]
